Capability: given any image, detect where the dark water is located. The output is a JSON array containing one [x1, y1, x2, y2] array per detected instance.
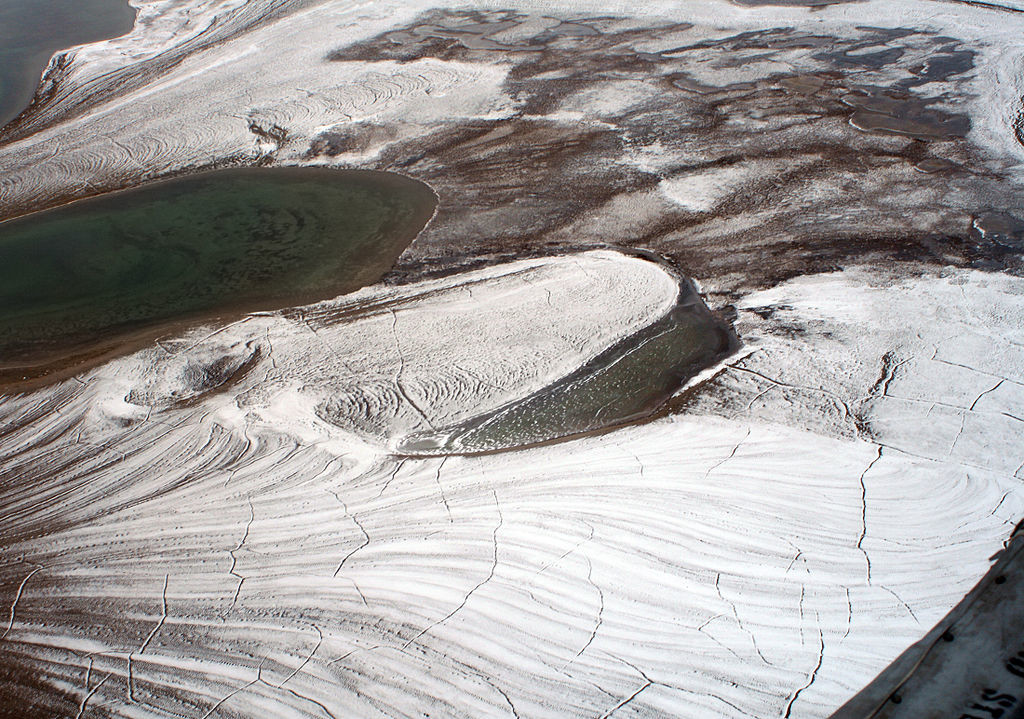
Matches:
[[0, 0, 137, 129], [0, 168, 437, 375], [399, 278, 735, 455]]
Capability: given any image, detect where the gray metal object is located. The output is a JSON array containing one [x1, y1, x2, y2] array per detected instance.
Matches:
[[831, 522, 1024, 719]]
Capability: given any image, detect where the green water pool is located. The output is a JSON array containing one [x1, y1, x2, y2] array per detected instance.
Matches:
[[0, 167, 436, 373]]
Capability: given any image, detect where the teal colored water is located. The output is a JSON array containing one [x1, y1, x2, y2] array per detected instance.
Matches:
[[399, 283, 735, 455], [0, 0, 137, 129], [0, 168, 436, 374]]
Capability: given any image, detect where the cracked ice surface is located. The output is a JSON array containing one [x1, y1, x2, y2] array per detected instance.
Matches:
[[1, 252, 1022, 718], [2, 0, 1024, 715]]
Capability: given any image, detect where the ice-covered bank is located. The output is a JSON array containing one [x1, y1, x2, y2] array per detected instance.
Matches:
[[0, 252, 1022, 718], [2, 0, 1024, 715]]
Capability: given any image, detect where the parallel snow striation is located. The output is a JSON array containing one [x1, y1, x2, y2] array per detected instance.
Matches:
[[1, 257, 1022, 718]]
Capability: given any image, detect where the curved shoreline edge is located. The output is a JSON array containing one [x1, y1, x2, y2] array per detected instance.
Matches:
[[0, 1, 1023, 717], [0, 0, 137, 132], [0, 167, 439, 392]]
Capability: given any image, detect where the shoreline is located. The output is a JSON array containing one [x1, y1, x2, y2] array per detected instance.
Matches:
[[396, 257, 739, 457], [0, 166, 439, 393], [0, 2, 1022, 717], [0, 0, 137, 131]]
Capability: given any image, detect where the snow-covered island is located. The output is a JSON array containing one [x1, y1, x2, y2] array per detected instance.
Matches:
[[1, 1, 1024, 717]]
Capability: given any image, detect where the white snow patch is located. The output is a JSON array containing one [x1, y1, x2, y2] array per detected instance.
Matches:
[[658, 163, 772, 213]]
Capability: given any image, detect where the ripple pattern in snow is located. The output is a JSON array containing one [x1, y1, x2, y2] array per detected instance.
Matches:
[[1, 256, 1022, 718]]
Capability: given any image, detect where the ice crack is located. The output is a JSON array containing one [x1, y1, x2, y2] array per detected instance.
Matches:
[[434, 456, 453, 523], [717, 572, 774, 666], [783, 619, 824, 718], [389, 308, 435, 430], [704, 429, 750, 481], [77, 680, 110, 719], [403, 491, 503, 649], [327, 490, 370, 575], [970, 379, 1004, 411], [574, 555, 605, 659], [2, 562, 42, 640], [377, 459, 406, 498], [128, 574, 169, 703], [228, 498, 255, 607], [857, 446, 883, 585], [880, 584, 920, 624], [600, 655, 657, 719], [726, 363, 857, 432]]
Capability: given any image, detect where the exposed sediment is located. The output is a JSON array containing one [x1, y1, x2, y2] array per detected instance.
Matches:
[[1, 0, 1023, 293], [2, 1, 1024, 717]]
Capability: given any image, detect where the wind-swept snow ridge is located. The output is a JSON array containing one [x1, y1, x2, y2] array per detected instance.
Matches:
[[30, 250, 676, 445]]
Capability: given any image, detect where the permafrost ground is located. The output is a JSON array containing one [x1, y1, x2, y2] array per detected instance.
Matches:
[[2, 0, 1024, 717]]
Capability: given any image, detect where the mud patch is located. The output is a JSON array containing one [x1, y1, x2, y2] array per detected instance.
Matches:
[[323, 14, 1021, 292]]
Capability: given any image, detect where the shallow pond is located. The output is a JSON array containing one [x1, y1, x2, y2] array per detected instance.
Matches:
[[399, 273, 735, 455], [0, 168, 436, 382], [0, 0, 136, 129]]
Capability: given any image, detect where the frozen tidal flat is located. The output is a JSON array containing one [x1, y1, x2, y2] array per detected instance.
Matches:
[[2, 0, 1024, 717]]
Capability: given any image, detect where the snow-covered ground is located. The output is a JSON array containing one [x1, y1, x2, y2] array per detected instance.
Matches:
[[2, 253, 1022, 718], [3, 0, 1024, 215], [2, 0, 1024, 717]]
